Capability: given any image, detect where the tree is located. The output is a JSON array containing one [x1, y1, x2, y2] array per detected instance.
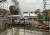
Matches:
[[0, 9, 9, 15], [34, 9, 41, 14], [9, 6, 19, 15], [30, 12, 33, 13], [38, 13, 43, 24], [23, 12, 28, 13], [43, 10, 50, 20], [34, 9, 43, 24]]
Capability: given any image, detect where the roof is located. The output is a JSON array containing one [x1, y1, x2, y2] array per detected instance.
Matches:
[[7, 13, 37, 18], [7, 15, 19, 17], [23, 13, 37, 16]]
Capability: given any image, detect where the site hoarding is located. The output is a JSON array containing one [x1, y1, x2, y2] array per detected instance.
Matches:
[[47, 11, 50, 17], [47, 11, 50, 27]]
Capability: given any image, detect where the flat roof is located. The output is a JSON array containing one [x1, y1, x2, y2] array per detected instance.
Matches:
[[7, 15, 37, 18]]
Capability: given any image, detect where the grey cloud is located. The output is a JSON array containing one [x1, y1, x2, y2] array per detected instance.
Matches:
[[18, 0, 43, 12], [0, 0, 45, 12]]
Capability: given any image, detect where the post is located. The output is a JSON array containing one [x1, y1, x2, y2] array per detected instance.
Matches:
[[10, 16, 12, 28], [23, 18, 25, 27], [48, 17, 49, 32]]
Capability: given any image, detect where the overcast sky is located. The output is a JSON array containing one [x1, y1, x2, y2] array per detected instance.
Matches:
[[17, 0, 43, 12], [0, 0, 50, 12]]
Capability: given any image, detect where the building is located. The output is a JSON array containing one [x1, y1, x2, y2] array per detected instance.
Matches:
[[7, 12, 40, 24]]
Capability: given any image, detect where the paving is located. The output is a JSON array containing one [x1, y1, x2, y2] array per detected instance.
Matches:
[[0, 27, 50, 35]]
